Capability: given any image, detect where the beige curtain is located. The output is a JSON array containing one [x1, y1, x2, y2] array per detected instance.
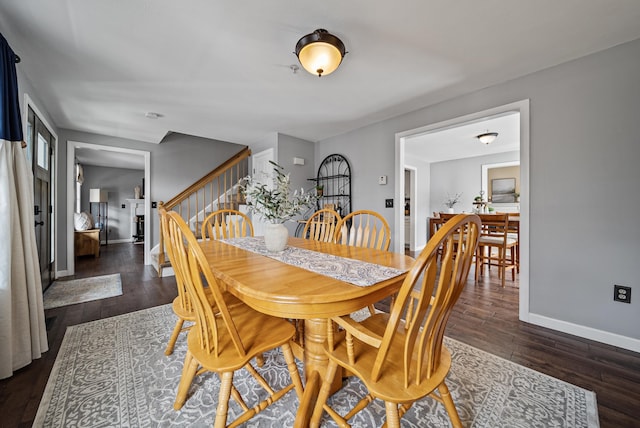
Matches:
[[0, 139, 48, 379]]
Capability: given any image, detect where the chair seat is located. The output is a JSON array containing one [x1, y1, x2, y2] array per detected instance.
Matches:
[[187, 302, 296, 372], [478, 235, 517, 246], [327, 313, 452, 403]]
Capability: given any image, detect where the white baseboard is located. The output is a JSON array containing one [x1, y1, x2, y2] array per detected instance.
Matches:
[[528, 313, 640, 353], [160, 266, 175, 278], [102, 238, 136, 244], [56, 269, 69, 279]]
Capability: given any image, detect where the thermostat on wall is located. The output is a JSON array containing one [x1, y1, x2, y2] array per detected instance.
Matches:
[[378, 175, 387, 185]]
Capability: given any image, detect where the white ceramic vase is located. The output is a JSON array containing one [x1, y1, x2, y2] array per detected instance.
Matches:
[[264, 223, 289, 252], [447, 207, 455, 214]]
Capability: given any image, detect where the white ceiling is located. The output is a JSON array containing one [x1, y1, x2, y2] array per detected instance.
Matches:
[[2, 1, 640, 148], [75, 147, 144, 170], [405, 112, 520, 163]]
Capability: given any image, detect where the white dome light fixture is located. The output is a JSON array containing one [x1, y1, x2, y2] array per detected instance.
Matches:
[[295, 29, 346, 77], [476, 131, 498, 145]]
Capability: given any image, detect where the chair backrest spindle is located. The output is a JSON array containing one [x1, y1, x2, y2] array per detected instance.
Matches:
[[201, 209, 253, 240], [335, 210, 391, 251], [303, 208, 342, 242]]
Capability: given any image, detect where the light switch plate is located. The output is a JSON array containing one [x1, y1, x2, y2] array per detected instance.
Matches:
[[378, 175, 387, 185]]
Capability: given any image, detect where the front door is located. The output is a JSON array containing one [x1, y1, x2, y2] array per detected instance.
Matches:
[[27, 107, 55, 291]]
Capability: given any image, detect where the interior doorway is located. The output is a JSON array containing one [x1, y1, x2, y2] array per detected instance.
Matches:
[[66, 142, 151, 276], [404, 167, 417, 252], [394, 99, 530, 322]]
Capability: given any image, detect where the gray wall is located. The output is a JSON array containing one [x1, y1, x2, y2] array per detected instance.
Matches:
[[317, 38, 640, 344], [81, 165, 144, 241], [430, 151, 520, 214], [315, 120, 398, 224], [276, 133, 316, 235], [57, 129, 246, 270]]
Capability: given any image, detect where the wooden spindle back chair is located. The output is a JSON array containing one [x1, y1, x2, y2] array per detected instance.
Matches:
[[475, 213, 518, 287], [310, 214, 481, 428], [165, 212, 304, 427], [160, 205, 244, 356], [159, 205, 197, 355]]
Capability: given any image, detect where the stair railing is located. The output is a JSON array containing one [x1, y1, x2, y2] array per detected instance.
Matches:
[[157, 146, 251, 275]]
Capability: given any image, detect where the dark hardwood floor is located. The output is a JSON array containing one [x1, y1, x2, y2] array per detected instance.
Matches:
[[0, 243, 178, 428], [1, 243, 639, 427]]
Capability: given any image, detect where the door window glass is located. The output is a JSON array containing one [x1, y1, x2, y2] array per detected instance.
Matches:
[[37, 133, 49, 170]]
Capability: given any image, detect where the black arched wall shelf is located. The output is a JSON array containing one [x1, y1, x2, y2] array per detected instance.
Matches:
[[310, 154, 351, 217]]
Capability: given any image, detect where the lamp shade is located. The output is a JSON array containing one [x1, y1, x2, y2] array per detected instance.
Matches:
[[295, 29, 346, 77], [476, 131, 498, 145], [89, 188, 108, 203]]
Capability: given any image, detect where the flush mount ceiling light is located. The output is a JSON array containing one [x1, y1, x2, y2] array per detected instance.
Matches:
[[295, 29, 346, 77], [476, 131, 498, 145]]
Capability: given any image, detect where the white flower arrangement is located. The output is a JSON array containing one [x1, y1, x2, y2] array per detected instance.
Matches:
[[241, 161, 317, 224], [443, 192, 463, 208]]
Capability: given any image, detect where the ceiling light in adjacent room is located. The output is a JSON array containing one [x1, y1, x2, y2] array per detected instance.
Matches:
[[476, 131, 498, 144]]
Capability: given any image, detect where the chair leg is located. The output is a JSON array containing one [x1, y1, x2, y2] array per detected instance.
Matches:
[[165, 318, 184, 355], [255, 353, 265, 367], [367, 304, 377, 316], [437, 382, 462, 428], [384, 401, 401, 428], [474, 247, 482, 281], [499, 247, 506, 287], [281, 343, 305, 400], [174, 350, 199, 410], [214, 371, 234, 428], [310, 360, 340, 428]]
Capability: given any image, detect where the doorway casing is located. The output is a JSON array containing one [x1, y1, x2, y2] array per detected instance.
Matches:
[[66, 141, 151, 276], [394, 99, 530, 322], [23, 93, 58, 287]]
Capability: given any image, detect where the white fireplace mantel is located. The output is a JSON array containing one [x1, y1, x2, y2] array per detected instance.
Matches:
[[125, 199, 145, 242]]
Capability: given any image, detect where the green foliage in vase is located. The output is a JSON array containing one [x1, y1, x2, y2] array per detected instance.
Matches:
[[443, 192, 463, 208], [241, 161, 318, 224]]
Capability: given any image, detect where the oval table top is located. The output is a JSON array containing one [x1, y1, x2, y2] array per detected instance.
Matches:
[[199, 236, 415, 319]]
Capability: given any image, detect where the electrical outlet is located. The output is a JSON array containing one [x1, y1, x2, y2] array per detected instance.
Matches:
[[614, 285, 631, 303], [385, 199, 393, 208]]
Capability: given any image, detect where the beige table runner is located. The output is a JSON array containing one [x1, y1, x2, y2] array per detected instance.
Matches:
[[220, 237, 407, 287]]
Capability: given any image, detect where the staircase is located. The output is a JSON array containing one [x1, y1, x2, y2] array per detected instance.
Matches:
[[153, 146, 251, 276]]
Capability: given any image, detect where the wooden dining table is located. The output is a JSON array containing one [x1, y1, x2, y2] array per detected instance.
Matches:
[[429, 214, 520, 239], [198, 236, 415, 426]]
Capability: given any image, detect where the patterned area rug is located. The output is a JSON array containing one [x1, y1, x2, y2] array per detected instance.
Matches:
[[43, 273, 122, 310], [33, 304, 599, 427]]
